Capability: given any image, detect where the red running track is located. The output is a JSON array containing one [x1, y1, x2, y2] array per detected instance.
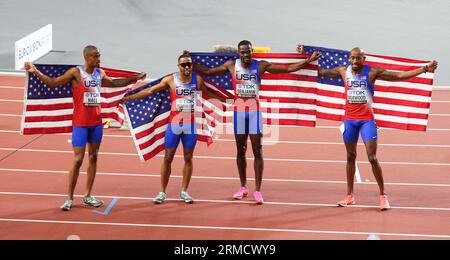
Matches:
[[0, 74, 450, 240]]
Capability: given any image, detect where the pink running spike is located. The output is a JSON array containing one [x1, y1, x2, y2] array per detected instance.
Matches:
[[233, 187, 249, 200], [337, 195, 355, 207], [380, 195, 391, 211], [254, 191, 264, 204]]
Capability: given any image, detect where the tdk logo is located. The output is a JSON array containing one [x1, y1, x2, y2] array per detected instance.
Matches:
[[176, 87, 196, 96], [84, 80, 100, 88], [236, 73, 257, 81], [347, 80, 367, 88], [239, 84, 256, 90], [348, 90, 366, 95]]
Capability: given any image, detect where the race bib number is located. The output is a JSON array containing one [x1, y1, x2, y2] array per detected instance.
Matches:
[[176, 98, 195, 112], [236, 84, 258, 98], [347, 90, 368, 104], [83, 92, 101, 107]]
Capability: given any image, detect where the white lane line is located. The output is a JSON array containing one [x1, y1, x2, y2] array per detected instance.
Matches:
[[1, 168, 450, 188], [3, 122, 450, 131], [0, 86, 24, 90], [432, 101, 450, 103], [2, 130, 450, 148], [0, 114, 21, 117], [0, 218, 449, 239], [1, 147, 449, 166], [0, 99, 22, 103], [1, 191, 450, 212]]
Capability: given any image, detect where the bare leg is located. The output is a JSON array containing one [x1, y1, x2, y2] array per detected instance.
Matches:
[[250, 134, 264, 191], [181, 148, 194, 192], [68, 147, 85, 200], [364, 140, 385, 195], [235, 134, 249, 187], [160, 149, 176, 193], [344, 142, 358, 195], [84, 142, 100, 198]]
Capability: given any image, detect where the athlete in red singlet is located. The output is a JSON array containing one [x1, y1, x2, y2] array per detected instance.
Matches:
[[298, 45, 438, 210], [25, 45, 146, 211], [122, 53, 226, 204]]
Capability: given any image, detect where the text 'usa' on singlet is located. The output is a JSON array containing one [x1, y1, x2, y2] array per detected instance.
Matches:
[[232, 59, 261, 112], [344, 65, 375, 120], [169, 73, 198, 124]]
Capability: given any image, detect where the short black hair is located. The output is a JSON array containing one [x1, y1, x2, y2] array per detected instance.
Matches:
[[178, 53, 191, 62], [238, 40, 252, 49], [83, 45, 98, 55], [350, 47, 365, 55]]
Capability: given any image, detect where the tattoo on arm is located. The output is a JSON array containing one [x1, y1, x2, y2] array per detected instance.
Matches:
[[318, 68, 342, 78]]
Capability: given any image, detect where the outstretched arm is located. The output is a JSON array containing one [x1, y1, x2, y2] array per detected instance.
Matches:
[[121, 76, 170, 103], [376, 60, 438, 81], [183, 49, 231, 76], [296, 43, 345, 79], [318, 67, 345, 78], [101, 70, 147, 88], [193, 60, 232, 76], [264, 51, 321, 74], [24, 62, 76, 87]]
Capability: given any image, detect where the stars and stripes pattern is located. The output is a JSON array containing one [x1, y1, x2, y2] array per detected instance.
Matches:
[[304, 46, 435, 131], [191, 53, 318, 127], [21, 64, 139, 135], [124, 75, 228, 161]]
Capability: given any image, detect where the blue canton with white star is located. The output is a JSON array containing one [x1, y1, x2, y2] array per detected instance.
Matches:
[[304, 46, 350, 87], [28, 64, 75, 99], [124, 77, 171, 129], [191, 53, 238, 91]]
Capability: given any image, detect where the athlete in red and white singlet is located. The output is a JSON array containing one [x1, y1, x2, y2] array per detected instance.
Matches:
[[300, 45, 438, 210], [25, 45, 146, 211]]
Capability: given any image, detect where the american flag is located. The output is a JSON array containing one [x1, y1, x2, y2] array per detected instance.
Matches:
[[124, 75, 228, 161], [191, 53, 318, 126], [21, 64, 139, 135], [304, 46, 435, 131]]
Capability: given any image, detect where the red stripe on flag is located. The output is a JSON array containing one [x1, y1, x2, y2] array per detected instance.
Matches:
[[375, 120, 426, 131], [374, 86, 432, 97], [142, 144, 165, 161], [22, 126, 73, 135], [275, 108, 316, 115], [317, 89, 345, 99], [366, 54, 429, 64], [317, 112, 344, 121], [372, 108, 428, 120], [197, 135, 213, 146], [266, 119, 316, 127], [364, 61, 423, 71], [24, 115, 73, 123], [253, 53, 310, 59], [263, 73, 317, 82], [373, 97, 430, 109], [265, 63, 319, 71], [138, 132, 166, 150], [26, 103, 73, 111], [261, 85, 316, 93], [316, 101, 345, 110], [135, 119, 169, 140], [259, 97, 316, 104]]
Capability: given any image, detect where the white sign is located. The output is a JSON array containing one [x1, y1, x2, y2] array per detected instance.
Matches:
[[15, 24, 53, 70]]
